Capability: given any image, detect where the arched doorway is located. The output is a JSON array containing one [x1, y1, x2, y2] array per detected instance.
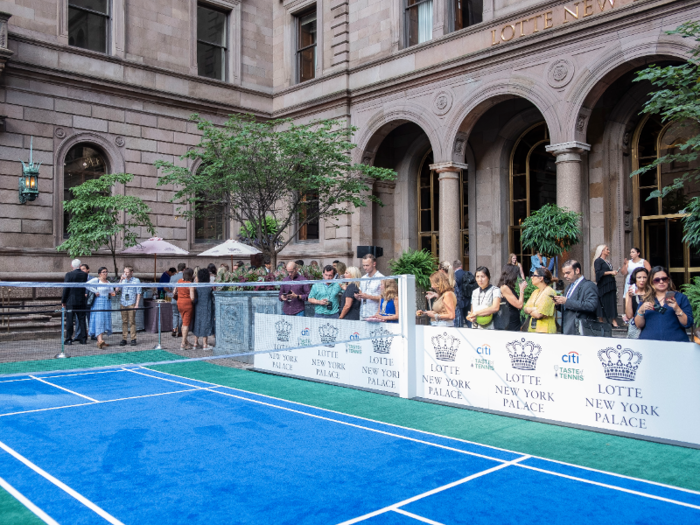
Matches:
[[417, 150, 469, 268], [508, 122, 555, 274], [63, 143, 108, 238], [632, 115, 700, 285]]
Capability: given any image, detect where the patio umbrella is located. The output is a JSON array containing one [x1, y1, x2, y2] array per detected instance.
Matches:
[[121, 237, 189, 281], [196, 239, 262, 269]]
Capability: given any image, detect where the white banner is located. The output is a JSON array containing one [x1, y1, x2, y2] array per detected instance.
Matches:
[[254, 314, 403, 395], [418, 326, 700, 446]]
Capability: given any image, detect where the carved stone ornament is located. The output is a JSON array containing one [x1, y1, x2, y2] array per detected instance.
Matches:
[[54, 127, 66, 139], [454, 139, 465, 155], [432, 90, 453, 116], [115, 136, 125, 147], [546, 58, 575, 89], [576, 115, 586, 132], [362, 156, 373, 165]]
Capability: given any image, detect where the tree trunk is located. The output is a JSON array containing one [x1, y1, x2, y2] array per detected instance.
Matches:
[[111, 249, 119, 279]]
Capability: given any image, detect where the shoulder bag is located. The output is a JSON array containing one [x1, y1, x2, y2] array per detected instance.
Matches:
[[475, 286, 495, 327]]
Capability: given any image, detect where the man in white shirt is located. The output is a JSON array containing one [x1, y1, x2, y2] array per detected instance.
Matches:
[[355, 254, 384, 319]]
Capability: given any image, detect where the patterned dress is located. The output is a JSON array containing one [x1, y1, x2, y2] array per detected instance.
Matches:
[[88, 278, 114, 337]]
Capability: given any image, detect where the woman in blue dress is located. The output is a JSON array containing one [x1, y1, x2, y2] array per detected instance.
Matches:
[[88, 267, 116, 349], [634, 266, 693, 342], [369, 280, 399, 323]]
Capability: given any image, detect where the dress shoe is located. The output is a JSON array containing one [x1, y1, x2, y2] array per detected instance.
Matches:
[[119, 339, 127, 346], [64, 340, 72, 346], [130, 339, 137, 346], [78, 339, 87, 345]]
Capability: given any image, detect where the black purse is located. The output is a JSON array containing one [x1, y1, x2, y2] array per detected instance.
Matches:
[[493, 302, 509, 330], [86, 291, 96, 307], [579, 319, 612, 337]]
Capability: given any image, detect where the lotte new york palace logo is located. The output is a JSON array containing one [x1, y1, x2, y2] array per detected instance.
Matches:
[[506, 338, 542, 371], [275, 319, 292, 342], [432, 332, 460, 362], [597, 345, 642, 381]]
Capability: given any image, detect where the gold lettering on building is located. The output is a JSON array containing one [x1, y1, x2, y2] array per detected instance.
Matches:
[[490, 0, 621, 46]]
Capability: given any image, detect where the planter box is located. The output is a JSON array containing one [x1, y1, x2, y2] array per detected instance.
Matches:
[[214, 290, 284, 363]]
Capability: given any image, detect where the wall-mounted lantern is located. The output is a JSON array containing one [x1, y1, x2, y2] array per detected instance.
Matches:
[[19, 137, 40, 204]]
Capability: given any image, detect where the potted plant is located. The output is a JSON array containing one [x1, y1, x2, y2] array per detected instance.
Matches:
[[389, 249, 438, 311]]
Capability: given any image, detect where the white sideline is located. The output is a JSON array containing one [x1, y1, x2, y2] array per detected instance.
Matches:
[[0, 475, 59, 525], [336, 456, 530, 525], [30, 376, 100, 403], [0, 440, 125, 525], [392, 509, 446, 525]]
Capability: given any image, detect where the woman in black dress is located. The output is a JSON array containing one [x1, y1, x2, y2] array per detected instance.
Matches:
[[593, 244, 619, 327], [192, 268, 215, 350], [498, 264, 528, 330], [339, 266, 362, 320]]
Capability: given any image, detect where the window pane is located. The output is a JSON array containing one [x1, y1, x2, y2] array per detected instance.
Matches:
[[198, 6, 227, 46], [299, 193, 319, 241], [420, 235, 432, 253], [195, 201, 225, 243], [529, 144, 556, 212], [64, 145, 108, 238], [298, 13, 317, 48], [454, 0, 482, 30], [198, 42, 225, 81], [68, 8, 107, 53], [298, 47, 316, 83], [512, 173, 526, 200], [639, 188, 658, 216], [70, 0, 108, 15], [407, 1, 433, 46]]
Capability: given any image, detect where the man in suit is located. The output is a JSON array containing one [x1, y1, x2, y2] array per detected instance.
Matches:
[[453, 259, 470, 328], [61, 258, 89, 345], [553, 259, 599, 335]]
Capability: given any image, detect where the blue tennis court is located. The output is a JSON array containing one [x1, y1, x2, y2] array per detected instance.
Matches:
[[0, 367, 698, 524]]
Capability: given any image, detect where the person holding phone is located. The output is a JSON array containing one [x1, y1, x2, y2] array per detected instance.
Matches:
[[635, 266, 693, 342], [279, 261, 311, 317]]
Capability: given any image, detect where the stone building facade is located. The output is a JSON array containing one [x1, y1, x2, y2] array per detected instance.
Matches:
[[0, 0, 697, 286]]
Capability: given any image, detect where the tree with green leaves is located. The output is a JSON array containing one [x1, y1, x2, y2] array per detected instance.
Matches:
[[632, 21, 700, 247], [520, 203, 582, 259], [57, 173, 157, 277], [155, 114, 396, 266]]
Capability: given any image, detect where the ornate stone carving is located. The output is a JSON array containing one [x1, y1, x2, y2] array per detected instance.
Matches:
[[546, 58, 575, 89], [362, 156, 372, 165], [432, 90, 453, 116], [54, 128, 66, 139], [454, 139, 465, 155], [115, 136, 125, 147], [576, 115, 586, 132]]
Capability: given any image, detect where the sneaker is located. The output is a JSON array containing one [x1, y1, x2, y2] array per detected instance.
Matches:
[[119, 340, 127, 346], [130, 340, 137, 346]]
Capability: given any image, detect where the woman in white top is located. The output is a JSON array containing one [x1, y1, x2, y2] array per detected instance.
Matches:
[[620, 247, 651, 299], [466, 266, 502, 330]]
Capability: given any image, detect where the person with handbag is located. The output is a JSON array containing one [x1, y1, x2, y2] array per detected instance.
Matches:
[[523, 268, 557, 334], [593, 244, 619, 327], [624, 267, 650, 339], [497, 264, 527, 331], [417, 272, 456, 327], [553, 260, 599, 336], [466, 267, 501, 330], [87, 267, 116, 349]]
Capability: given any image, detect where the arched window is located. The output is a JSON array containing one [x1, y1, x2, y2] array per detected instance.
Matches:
[[194, 165, 227, 243], [63, 144, 108, 238], [632, 115, 700, 285], [509, 122, 555, 274], [417, 150, 469, 267]]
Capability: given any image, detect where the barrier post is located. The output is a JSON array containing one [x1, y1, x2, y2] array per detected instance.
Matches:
[[398, 274, 417, 399], [155, 302, 162, 350], [56, 306, 68, 359]]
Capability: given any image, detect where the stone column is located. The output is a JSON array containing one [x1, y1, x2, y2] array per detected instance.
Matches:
[[430, 161, 468, 266], [0, 12, 13, 76], [545, 141, 590, 265]]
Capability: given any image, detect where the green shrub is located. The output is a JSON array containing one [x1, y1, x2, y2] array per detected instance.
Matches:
[[389, 249, 438, 290], [521, 203, 581, 258], [681, 276, 700, 324]]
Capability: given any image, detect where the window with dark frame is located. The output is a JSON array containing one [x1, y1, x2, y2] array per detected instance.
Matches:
[[405, 0, 433, 48], [197, 4, 228, 81], [68, 0, 110, 54], [63, 144, 108, 238], [451, 0, 483, 32], [296, 9, 317, 83], [298, 192, 319, 241], [194, 198, 226, 243]]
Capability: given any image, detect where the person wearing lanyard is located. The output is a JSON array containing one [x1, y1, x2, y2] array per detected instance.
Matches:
[[116, 266, 142, 346], [308, 265, 343, 319], [553, 260, 599, 335]]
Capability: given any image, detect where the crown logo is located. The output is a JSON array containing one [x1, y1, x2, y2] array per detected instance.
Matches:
[[275, 319, 292, 342], [319, 323, 339, 347], [370, 327, 393, 354], [506, 338, 542, 370], [597, 345, 642, 381], [432, 332, 460, 362]]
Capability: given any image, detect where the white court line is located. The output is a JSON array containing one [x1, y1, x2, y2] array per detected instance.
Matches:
[[203, 387, 507, 463], [30, 376, 99, 403], [336, 456, 530, 525], [0, 378, 34, 384], [122, 367, 218, 390], [35, 369, 127, 379], [514, 463, 700, 511], [392, 508, 445, 525], [142, 367, 700, 499], [0, 439, 125, 525], [0, 475, 59, 525]]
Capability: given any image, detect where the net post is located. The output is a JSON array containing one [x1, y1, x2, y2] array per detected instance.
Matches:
[[56, 306, 68, 359], [155, 301, 162, 350], [398, 274, 416, 399]]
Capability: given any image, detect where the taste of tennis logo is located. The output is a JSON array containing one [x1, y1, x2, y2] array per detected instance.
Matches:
[[598, 345, 642, 381], [297, 327, 312, 347], [506, 338, 542, 371], [370, 326, 393, 354], [432, 332, 460, 362], [319, 323, 339, 348]]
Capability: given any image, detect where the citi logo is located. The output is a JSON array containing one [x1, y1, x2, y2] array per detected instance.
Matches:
[[301, 328, 310, 336], [476, 344, 491, 355], [350, 332, 360, 341], [562, 351, 580, 364]]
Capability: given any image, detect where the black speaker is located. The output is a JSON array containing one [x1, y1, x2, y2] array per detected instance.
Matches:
[[356, 246, 383, 258]]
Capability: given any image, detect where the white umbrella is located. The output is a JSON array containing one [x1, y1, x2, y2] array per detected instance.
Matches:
[[196, 239, 261, 268], [121, 237, 189, 281]]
